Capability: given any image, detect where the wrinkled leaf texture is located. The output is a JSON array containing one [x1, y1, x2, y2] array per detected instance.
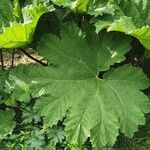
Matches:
[[7, 24, 150, 149]]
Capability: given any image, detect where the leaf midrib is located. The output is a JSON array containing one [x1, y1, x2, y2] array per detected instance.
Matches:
[[104, 80, 126, 121]]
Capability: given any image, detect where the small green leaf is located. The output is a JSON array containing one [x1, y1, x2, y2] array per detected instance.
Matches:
[[46, 126, 65, 146], [25, 129, 45, 150], [0, 109, 15, 139], [22, 107, 41, 124]]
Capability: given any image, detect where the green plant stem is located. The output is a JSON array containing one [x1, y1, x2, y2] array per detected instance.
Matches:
[[0, 49, 4, 70], [20, 48, 48, 66], [11, 49, 15, 68]]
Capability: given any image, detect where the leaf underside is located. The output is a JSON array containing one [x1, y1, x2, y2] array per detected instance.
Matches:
[[0, 4, 53, 49], [91, 0, 150, 50]]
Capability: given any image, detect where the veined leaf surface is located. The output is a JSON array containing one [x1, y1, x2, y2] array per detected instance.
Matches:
[[7, 24, 150, 149]]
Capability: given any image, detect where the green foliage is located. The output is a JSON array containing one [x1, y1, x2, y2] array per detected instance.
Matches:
[[5, 24, 150, 149], [88, 0, 116, 17], [52, 0, 89, 12], [0, 70, 8, 95], [0, 109, 15, 139], [91, 0, 150, 50], [46, 126, 66, 146], [0, 0, 149, 150], [52, 0, 150, 50], [0, 3, 54, 49], [22, 107, 41, 124], [25, 129, 45, 150], [0, 0, 13, 29]]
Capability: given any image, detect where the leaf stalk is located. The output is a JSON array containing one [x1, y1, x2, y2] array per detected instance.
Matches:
[[20, 48, 48, 66]]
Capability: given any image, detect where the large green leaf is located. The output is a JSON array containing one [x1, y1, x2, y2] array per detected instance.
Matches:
[[0, 109, 15, 139], [6, 24, 131, 102], [92, 0, 150, 50], [7, 24, 150, 149], [0, 4, 54, 49]]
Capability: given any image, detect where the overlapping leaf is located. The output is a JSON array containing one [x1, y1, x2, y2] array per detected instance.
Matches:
[[91, 0, 150, 50], [53, 0, 150, 50], [6, 24, 150, 149], [0, 4, 54, 49]]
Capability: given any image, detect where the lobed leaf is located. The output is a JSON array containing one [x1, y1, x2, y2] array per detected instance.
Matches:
[[6, 24, 150, 149]]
